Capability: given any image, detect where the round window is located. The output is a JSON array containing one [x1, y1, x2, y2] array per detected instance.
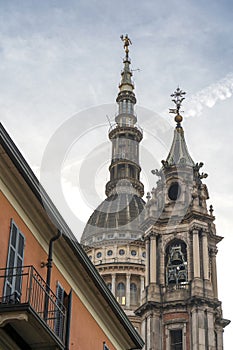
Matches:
[[168, 182, 181, 201], [96, 252, 102, 258], [131, 250, 137, 256], [142, 251, 146, 258], [119, 249, 125, 255], [107, 250, 113, 256]]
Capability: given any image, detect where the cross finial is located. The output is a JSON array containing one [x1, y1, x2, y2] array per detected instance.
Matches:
[[169, 87, 186, 127], [120, 34, 132, 58]]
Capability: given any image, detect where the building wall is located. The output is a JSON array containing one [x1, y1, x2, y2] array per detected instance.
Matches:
[[0, 188, 117, 350]]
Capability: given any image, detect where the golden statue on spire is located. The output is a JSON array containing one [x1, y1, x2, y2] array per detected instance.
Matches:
[[120, 34, 132, 56]]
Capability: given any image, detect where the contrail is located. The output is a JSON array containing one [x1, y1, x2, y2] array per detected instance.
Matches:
[[159, 73, 233, 120], [187, 73, 233, 117]]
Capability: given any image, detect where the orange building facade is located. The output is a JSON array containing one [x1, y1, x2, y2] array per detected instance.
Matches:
[[0, 123, 143, 350]]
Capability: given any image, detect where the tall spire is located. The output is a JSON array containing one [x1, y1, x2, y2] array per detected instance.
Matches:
[[119, 34, 134, 93], [163, 88, 194, 167], [105, 35, 144, 197], [81, 35, 145, 246], [115, 34, 137, 127]]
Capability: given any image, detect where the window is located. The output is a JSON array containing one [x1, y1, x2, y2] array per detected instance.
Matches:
[[4, 220, 25, 302], [131, 250, 137, 256], [107, 250, 113, 256], [168, 182, 181, 201], [97, 252, 102, 258], [103, 342, 110, 350], [166, 240, 187, 286], [55, 282, 65, 339], [170, 329, 182, 350], [130, 283, 138, 305], [119, 249, 125, 256], [116, 283, 126, 305]]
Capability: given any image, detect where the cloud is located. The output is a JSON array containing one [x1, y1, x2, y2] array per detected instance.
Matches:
[[187, 73, 233, 117]]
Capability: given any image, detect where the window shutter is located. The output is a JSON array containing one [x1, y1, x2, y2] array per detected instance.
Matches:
[[55, 282, 65, 339], [4, 220, 25, 302]]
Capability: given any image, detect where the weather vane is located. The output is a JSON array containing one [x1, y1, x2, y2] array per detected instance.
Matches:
[[120, 34, 132, 58], [169, 87, 186, 127]]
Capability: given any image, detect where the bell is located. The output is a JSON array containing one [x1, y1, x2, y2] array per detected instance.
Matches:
[[168, 271, 176, 284], [171, 251, 182, 265], [178, 271, 186, 282]]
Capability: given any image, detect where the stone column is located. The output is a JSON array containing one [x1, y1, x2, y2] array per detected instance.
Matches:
[[193, 229, 201, 278], [210, 248, 218, 298], [126, 164, 129, 177], [150, 235, 157, 283], [215, 326, 224, 350], [114, 162, 117, 179], [145, 239, 150, 287], [111, 273, 116, 297], [140, 275, 144, 303], [159, 237, 164, 286], [205, 309, 215, 349], [191, 307, 198, 350], [126, 273, 131, 308], [202, 231, 209, 280]]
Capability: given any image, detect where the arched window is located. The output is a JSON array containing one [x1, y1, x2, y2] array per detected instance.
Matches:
[[116, 283, 126, 305], [165, 240, 188, 287], [130, 283, 138, 305]]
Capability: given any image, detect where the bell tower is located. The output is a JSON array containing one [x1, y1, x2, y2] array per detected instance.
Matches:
[[137, 88, 230, 350]]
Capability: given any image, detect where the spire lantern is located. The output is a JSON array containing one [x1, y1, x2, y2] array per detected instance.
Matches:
[[105, 35, 144, 198], [118, 34, 134, 93], [115, 34, 137, 126]]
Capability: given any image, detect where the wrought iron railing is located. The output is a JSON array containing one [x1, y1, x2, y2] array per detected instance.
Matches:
[[0, 265, 66, 343]]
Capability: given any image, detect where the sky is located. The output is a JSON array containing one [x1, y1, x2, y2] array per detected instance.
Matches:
[[0, 0, 232, 347]]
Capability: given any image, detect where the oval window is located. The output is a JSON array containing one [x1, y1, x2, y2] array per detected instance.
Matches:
[[131, 250, 137, 256], [96, 252, 102, 258], [119, 249, 125, 255], [168, 182, 181, 201], [107, 250, 113, 256]]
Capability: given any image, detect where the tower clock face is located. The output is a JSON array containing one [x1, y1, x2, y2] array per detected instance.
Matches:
[[168, 182, 181, 201]]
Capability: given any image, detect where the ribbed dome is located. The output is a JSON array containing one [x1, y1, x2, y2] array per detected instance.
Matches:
[[81, 193, 145, 245]]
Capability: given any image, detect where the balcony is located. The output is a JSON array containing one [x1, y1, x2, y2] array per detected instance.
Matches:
[[0, 265, 66, 349], [108, 123, 143, 141], [161, 282, 190, 303]]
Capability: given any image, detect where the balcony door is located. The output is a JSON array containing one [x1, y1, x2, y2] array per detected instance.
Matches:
[[4, 220, 25, 302]]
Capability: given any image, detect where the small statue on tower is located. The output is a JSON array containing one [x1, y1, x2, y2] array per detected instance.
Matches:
[[120, 34, 132, 57]]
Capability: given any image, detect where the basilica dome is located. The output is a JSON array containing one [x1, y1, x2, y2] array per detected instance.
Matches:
[[81, 193, 145, 246]]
